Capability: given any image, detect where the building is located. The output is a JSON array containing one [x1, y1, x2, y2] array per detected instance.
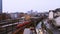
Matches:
[[9, 13, 18, 19], [0, 0, 2, 13], [0, 0, 2, 20], [18, 12, 25, 18]]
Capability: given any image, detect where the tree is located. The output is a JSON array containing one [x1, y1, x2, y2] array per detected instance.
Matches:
[[2, 13, 6, 20]]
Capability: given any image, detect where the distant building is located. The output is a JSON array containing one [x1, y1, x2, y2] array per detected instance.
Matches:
[[9, 13, 18, 19], [44, 12, 49, 17], [0, 0, 2, 14], [27, 10, 33, 15], [18, 12, 25, 18]]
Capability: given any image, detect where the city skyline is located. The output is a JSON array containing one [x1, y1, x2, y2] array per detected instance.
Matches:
[[3, 0, 60, 13]]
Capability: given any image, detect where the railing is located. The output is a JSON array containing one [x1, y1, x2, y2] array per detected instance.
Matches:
[[0, 19, 22, 34], [0, 23, 18, 34]]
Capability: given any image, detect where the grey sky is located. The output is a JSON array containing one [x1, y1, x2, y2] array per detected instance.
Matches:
[[3, 0, 60, 13]]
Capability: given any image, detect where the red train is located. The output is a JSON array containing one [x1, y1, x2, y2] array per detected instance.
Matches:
[[16, 20, 31, 28]]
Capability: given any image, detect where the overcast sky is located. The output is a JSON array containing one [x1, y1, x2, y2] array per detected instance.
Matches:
[[3, 0, 60, 13]]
